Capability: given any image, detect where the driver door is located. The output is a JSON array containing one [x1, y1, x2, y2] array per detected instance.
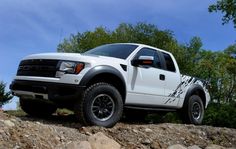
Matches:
[[126, 48, 166, 106]]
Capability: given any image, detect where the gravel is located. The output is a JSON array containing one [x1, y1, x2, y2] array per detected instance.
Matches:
[[0, 111, 235, 149]]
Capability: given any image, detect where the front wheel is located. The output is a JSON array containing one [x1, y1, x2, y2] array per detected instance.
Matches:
[[74, 83, 123, 128], [180, 95, 204, 125]]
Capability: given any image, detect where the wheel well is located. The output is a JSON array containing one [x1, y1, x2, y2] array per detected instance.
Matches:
[[191, 89, 206, 107], [86, 73, 126, 102]]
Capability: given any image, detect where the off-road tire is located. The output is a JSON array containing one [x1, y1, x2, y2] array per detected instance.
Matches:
[[20, 98, 57, 117], [181, 95, 204, 125], [74, 82, 123, 128]]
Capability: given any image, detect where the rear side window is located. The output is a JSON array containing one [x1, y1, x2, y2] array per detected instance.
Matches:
[[162, 52, 176, 72]]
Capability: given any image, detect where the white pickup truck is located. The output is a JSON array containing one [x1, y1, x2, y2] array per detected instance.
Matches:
[[10, 43, 210, 127]]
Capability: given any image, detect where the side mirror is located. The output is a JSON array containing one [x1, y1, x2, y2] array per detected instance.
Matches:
[[131, 56, 154, 67]]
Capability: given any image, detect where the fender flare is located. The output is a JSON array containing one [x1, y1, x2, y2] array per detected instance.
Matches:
[[79, 65, 126, 99], [183, 84, 206, 107]]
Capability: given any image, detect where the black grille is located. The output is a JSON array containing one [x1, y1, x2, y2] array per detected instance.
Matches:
[[17, 59, 59, 77]]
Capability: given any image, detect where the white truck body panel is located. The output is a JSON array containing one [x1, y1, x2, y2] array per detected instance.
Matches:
[[12, 43, 210, 109]]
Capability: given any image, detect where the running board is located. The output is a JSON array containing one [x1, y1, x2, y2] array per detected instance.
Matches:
[[124, 105, 178, 112]]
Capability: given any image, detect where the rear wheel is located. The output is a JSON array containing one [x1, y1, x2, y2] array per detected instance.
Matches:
[[20, 98, 57, 117], [180, 95, 204, 125], [74, 83, 123, 128]]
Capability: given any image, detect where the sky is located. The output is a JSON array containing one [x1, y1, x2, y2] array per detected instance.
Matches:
[[0, 0, 235, 109]]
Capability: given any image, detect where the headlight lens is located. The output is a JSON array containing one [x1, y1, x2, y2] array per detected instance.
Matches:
[[59, 61, 76, 73], [56, 61, 84, 77]]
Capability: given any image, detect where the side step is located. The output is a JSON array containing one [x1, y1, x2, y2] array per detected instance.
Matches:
[[124, 105, 178, 112]]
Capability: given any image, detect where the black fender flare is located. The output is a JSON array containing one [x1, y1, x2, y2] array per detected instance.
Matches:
[[183, 84, 206, 107], [79, 65, 126, 100]]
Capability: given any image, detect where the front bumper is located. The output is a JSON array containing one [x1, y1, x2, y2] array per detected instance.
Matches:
[[10, 80, 86, 107]]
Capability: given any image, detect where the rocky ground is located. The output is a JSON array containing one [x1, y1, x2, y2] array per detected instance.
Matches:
[[0, 110, 236, 149]]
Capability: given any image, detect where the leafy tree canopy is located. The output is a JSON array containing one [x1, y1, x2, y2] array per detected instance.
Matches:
[[209, 0, 236, 28], [0, 81, 13, 108]]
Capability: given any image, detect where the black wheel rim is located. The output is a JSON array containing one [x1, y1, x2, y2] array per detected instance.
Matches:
[[91, 94, 115, 121], [192, 102, 201, 120]]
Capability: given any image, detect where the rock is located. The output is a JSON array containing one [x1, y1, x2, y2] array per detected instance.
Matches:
[[78, 141, 92, 149], [1, 111, 236, 149], [150, 141, 162, 149], [64, 141, 79, 149], [4, 120, 15, 127], [13, 145, 20, 149], [36, 122, 41, 125], [168, 144, 187, 149], [144, 128, 153, 133], [85, 132, 92, 136], [187, 145, 202, 149], [65, 141, 92, 149], [133, 129, 138, 133], [142, 138, 151, 145], [205, 144, 226, 149], [88, 132, 120, 149], [80, 127, 92, 136]]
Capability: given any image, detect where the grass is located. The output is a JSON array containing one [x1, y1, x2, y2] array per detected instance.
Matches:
[[5, 109, 27, 117]]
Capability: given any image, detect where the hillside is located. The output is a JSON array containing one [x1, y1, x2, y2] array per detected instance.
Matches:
[[0, 111, 235, 149]]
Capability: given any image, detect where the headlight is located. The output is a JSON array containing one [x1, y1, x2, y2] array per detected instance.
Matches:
[[56, 61, 84, 78], [59, 61, 76, 73]]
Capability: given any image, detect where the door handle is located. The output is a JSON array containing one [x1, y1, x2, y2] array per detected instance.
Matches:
[[159, 74, 165, 80]]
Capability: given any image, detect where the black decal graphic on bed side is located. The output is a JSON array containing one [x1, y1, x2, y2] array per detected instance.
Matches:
[[164, 75, 208, 104]]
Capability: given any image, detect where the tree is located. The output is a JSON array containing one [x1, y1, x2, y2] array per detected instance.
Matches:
[[209, 0, 236, 28], [57, 34, 83, 53], [0, 81, 13, 108], [224, 45, 236, 102], [57, 23, 177, 53]]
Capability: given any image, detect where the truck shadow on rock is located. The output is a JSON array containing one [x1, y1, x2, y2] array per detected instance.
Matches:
[[9, 109, 182, 129]]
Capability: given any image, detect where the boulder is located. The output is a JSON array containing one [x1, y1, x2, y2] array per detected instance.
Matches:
[[187, 145, 202, 149], [168, 144, 187, 149], [64, 141, 92, 149], [3, 120, 15, 127], [205, 144, 226, 149], [88, 132, 120, 149]]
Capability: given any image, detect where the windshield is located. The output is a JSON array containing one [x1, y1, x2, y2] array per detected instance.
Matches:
[[84, 44, 138, 59]]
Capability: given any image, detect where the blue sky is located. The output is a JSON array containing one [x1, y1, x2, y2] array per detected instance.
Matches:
[[1, 0, 235, 109]]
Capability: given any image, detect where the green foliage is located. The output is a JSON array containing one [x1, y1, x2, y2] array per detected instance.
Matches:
[[209, 0, 236, 28], [57, 23, 177, 53], [56, 108, 74, 115], [58, 34, 82, 53], [203, 102, 236, 128], [0, 81, 13, 108], [175, 37, 203, 75], [147, 112, 182, 124], [5, 109, 27, 117]]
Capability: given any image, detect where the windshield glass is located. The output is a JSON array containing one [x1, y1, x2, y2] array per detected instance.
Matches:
[[84, 44, 138, 59]]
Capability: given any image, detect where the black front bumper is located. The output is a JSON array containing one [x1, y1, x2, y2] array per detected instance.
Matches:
[[10, 80, 86, 107]]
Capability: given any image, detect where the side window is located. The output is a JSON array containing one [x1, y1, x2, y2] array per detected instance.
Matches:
[[134, 48, 161, 68], [162, 52, 176, 72]]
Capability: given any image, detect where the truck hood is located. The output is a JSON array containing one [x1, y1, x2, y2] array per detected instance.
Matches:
[[23, 53, 127, 65]]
